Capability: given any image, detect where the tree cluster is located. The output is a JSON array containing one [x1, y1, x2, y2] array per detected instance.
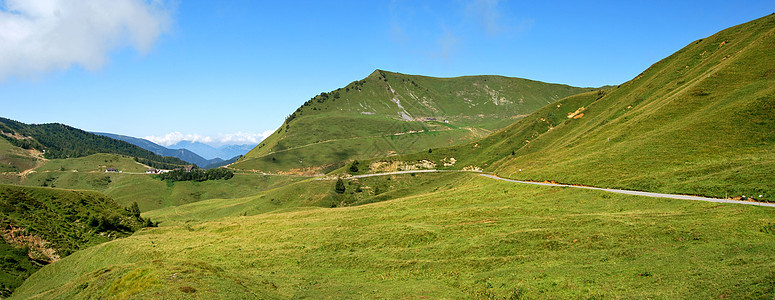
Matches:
[[157, 167, 234, 182]]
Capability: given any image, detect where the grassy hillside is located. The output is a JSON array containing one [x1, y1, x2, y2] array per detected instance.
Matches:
[[0, 184, 146, 297], [368, 14, 775, 201], [12, 174, 775, 298], [0, 117, 187, 170], [231, 70, 593, 173], [0, 138, 40, 174], [0, 153, 306, 212], [144, 172, 465, 226]]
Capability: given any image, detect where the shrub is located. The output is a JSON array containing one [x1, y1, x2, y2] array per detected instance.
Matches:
[[762, 222, 775, 234], [349, 160, 360, 173], [335, 178, 346, 194], [128, 202, 141, 218]]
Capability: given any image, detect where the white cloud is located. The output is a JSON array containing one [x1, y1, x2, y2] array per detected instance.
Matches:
[[0, 0, 174, 80], [145, 130, 275, 147]]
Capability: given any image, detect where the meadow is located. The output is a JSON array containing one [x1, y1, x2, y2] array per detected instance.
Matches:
[[12, 173, 775, 298]]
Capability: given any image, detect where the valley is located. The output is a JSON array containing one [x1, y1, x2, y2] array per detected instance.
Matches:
[[1, 10, 774, 300]]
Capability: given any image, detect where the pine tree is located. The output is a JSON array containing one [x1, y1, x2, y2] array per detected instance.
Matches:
[[335, 178, 346, 194]]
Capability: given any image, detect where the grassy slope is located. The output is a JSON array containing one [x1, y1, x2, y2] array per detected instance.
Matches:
[[0, 153, 305, 212], [13, 174, 775, 299], [0, 138, 40, 173], [373, 14, 775, 200], [0, 184, 145, 296], [231, 70, 593, 173], [489, 14, 775, 199], [144, 173, 464, 226], [35, 153, 149, 173], [366, 90, 607, 171]]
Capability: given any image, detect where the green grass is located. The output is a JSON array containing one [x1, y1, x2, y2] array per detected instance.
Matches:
[[232, 70, 593, 172], [1, 171, 305, 212], [12, 174, 775, 298], [0, 184, 146, 296]]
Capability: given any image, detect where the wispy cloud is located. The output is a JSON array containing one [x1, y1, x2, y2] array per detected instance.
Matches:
[[433, 27, 459, 61], [145, 130, 275, 147], [465, 0, 533, 37], [0, 0, 175, 80], [466, 0, 503, 36], [388, 0, 531, 63]]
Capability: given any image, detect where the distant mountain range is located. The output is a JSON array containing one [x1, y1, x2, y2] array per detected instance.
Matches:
[[166, 141, 256, 161], [93, 133, 254, 168]]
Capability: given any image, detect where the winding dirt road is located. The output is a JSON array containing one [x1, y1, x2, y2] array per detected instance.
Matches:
[[326, 169, 775, 207]]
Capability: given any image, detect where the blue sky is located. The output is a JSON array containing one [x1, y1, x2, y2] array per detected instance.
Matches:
[[0, 0, 773, 146]]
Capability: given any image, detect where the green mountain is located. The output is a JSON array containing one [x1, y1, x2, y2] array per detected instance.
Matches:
[[0, 184, 147, 296], [373, 14, 775, 201], [231, 70, 594, 173], [0, 118, 187, 170]]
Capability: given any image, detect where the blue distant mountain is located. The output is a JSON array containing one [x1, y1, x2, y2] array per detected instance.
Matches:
[[93, 132, 222, 168], [168, 141, 256, 162], [93, 132, 256, 168]]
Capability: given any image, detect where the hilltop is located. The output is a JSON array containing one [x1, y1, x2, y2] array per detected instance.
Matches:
[[231, 71, 594, 173], [364, 14, 775, 200]]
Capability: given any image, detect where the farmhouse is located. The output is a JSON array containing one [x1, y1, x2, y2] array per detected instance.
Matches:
[[105, 168, 118, 173]]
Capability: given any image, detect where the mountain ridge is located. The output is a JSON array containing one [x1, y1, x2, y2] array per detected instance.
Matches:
[[232, 70, 595, 173]]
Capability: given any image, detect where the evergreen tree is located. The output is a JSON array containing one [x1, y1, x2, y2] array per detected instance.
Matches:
[[335, 178, 346, 194], [128, 202, 141, 218]]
